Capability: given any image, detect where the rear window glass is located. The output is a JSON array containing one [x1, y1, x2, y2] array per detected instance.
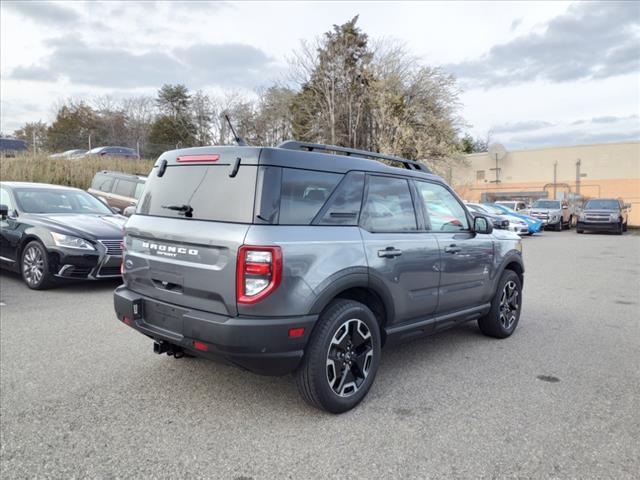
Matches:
[[91, 173, 114, 192], [137, 164, 257, 222], [279, 169, 342, 225]]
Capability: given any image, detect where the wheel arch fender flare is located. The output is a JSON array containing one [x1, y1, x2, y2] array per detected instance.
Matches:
[[493, 252, 525, 290], [308, 270, 395, 328]]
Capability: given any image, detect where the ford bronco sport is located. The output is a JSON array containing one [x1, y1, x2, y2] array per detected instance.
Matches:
[[114, 141, 525, 413]]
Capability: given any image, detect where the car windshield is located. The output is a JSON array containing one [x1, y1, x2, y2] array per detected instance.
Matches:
[[87, 147, 104, 154], [533, 200, 561, 208], [479, 204, 503, 215], [15, 188, 113, 214], [497, 202, 516, 209], [584, 199, 619, 210]]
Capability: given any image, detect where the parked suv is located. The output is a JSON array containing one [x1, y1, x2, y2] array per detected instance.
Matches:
[[577, 198, 630, 234], [529, 199, 572, 231], [88, 171, 146, 215], [113, 142, 525, 413]]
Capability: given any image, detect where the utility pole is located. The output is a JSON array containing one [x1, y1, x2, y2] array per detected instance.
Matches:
[[575, 158, 581, 196], [136, 139, 140, 158], [553, 161, 558, 199], [88, 133, 92, 150], [32, 130, 36, 153]]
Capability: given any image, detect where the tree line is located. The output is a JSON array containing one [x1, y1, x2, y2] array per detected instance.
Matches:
[[10, 17, 488, 172]]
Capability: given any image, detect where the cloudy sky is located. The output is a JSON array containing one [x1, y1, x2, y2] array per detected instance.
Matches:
[[1, 0, 639, 150]]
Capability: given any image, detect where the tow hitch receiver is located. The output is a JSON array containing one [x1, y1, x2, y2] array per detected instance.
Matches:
[[153, 341, 184, 358]]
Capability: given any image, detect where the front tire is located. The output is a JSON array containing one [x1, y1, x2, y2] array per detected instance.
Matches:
[[296, 299, 381, 413], [478, 270, 522, 338], [21, 241, 55, 290]]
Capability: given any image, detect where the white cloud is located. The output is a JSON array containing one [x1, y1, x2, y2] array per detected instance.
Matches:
[[1, 0, 638, 148]]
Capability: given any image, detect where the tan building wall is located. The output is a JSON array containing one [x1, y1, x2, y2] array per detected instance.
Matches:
[[451, 141, 640, 226]]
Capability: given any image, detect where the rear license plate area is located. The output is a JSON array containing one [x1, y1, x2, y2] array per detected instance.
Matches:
[[144, 301, 183, 334]]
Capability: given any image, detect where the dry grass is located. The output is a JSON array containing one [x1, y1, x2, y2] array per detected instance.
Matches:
[[0, 154, 155, 190]]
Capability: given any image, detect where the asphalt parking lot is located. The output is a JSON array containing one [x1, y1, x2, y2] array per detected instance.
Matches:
[[1, 230, 639, 479]]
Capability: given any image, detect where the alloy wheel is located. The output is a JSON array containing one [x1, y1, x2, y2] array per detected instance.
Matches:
[[23, 246, 45, 286], [499, 280, 519, 329], [326, 318, 374, 397]]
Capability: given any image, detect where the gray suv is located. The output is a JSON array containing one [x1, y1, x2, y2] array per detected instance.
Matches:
[[114, 142, 525, 413]]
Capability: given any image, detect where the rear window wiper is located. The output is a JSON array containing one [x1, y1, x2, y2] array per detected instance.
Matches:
[[161, 204, 193, 218]]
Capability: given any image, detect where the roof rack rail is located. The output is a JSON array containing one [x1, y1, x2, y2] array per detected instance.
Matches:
[[277, 140, 431, 173]]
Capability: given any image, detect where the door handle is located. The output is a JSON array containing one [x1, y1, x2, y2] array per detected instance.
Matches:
[[444, 245, 462, 254], [378, 247, 403, 258]]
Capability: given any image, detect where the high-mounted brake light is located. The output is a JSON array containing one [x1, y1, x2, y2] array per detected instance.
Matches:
[[236, 245, 282, 304], [176, 154, 220, 163]]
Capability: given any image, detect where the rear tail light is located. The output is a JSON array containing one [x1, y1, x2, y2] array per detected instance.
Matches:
[[236, 245, 282, 304], [176, 154, 220, 163]]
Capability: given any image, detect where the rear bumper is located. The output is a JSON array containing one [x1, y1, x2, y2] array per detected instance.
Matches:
[[113, 286, 317, 376], [577, 221, 618, 232]]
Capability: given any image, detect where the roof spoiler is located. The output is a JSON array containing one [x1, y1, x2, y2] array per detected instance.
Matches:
[[277, 140, 431, 173]]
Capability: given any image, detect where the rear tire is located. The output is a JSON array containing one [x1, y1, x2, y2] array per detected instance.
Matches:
[[296, 299, 381, 413], [555, 220, 562, 231], [21, 240, 55, 290], [478, 270, 522, 338], [615, 221, 623, 235]]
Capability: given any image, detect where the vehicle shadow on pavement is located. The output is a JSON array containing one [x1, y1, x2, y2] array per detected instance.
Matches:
[[0, 269, 122, 292]]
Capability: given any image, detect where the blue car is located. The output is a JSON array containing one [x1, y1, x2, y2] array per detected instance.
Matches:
[[488, 204, 542, 234]]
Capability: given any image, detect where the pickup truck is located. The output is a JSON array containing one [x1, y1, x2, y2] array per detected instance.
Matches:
[[577, 198, 630, 235], [529, 199, 572, 231]]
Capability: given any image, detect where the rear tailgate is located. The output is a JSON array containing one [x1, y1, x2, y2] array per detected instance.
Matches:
[[123, 147, 260, 316]]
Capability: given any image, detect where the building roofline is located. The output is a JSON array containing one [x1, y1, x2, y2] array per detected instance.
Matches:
[[465, 139, 640, 158]]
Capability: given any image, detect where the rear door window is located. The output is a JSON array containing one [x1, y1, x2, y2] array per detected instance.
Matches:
[[113, 179, 136, 197], [278, 168, 342, 225], [360, 175, 417, 232]]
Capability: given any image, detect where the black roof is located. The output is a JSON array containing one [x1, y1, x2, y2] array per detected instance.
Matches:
[[0, 138, 27, 151]]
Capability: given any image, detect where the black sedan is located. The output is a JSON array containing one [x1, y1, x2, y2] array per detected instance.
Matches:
[[465, 202, 511, 230], [0, 182, 125, 289]]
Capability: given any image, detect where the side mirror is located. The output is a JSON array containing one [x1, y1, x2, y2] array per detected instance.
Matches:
[[111, 207, 122, 215], [0, 204, 8, 220], [123, 206, 136, 217], [624, 203, 631, 210], [474, 215, 493, 234]]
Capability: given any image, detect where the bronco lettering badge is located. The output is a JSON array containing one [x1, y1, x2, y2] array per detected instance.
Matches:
[[141, 241, 199, 258]]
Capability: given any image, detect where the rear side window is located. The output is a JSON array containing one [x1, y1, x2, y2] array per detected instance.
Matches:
[[278, 169, 342, 225], [113, 179, 136, 197], [91, 173, 114, 192], [314, 171, 364, 226], [137, 164, 257, 223], [360, 176, 417, 232]]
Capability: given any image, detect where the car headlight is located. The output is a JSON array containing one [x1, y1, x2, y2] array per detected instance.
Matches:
[[51, 232, 95, 250], [610, 213, 618, 221], [578, 213, 586, 220]]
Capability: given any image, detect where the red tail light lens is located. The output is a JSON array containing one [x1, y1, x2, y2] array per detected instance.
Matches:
[[176, 154, 220, 163], [236, 245, 282, 304]]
